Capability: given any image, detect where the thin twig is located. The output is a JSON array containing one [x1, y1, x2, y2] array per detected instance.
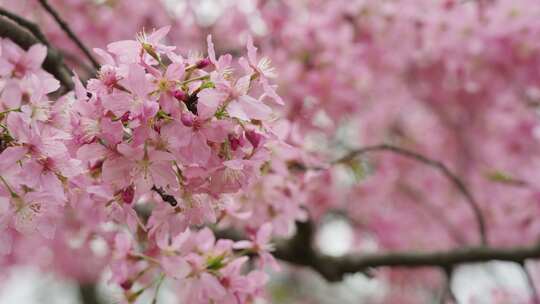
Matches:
[[37, 0, 100, 69], [151, 274, 166, 304], [333, 144, 488, 245], [79, 283, 101, 304]]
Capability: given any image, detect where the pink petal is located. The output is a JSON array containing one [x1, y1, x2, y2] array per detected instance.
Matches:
[[256, 222, 273, 244], [26, 44, 47, 70], [206, 35, 216, 64], [246, 35, 258, 65], [148, 26, 171, 43], [197, 89, 226, 120], [161, 256, 190, 280], [232, 240, 253, 250], [201, 272, 226, 299]]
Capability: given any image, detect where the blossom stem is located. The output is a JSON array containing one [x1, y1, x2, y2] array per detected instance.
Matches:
[[0, 108, 21, 116], [0, 175, 17, 198], [151, 273, 165, 304], [130, 253, 161, 265], [179, 75, 210, 86]]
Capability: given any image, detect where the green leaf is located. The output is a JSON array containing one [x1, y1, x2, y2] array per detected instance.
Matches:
[[206, 254, 226, 271], [347, 159, 366, 181], [485, 170, 527, 186]]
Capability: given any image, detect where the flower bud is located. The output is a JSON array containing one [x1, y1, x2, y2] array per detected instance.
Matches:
[[120, 280, 133, 290], [173, 89, 187, 102], [196, 58, 211, 69], [122, 185, 135, 204], [120, 112, 131, 123], [228, 134, 243, 151], [245, 130, 262, 149], [181, 113, 195, 127]]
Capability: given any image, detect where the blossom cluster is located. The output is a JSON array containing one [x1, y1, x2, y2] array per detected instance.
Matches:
[[0, 27, 292, 303]]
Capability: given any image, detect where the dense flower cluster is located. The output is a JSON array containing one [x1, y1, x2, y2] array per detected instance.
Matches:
[[0, 27, 300, 303], [2, 0, 540, 303]]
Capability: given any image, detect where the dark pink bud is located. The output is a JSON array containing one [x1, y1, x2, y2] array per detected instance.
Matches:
[[196, 58, 211, 69], [122, 185, 135, 204], [120, 280, 133, 290], [173, 89, 187, 102], [181, 113, 194, 127], [245, 130, 262, 149], [228, 134, 242, 151], [120, 112, 130, 123]]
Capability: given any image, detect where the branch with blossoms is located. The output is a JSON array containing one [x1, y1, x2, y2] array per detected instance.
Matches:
[[0, 17, 286, 303]]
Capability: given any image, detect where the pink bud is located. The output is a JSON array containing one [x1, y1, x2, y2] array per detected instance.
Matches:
[[120, 280, 133, 290], [181, 113, 194, 127], [122, 185, 135, 204], [228, 134, 243, 151], [120, 112, 130, 123], [173, 89, 187, 102], [245, 130, 262, 149], [196, 58, 211, 69]]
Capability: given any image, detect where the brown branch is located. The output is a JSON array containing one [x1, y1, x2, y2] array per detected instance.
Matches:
[[0, 16, 73, 90], [218, 221, 540, 282], [333, 144, 488, 245], [0, 7, 49, 46], [37, 0, 100, 70], [282, 233, 540, 281], [79, 283, 101, 304]]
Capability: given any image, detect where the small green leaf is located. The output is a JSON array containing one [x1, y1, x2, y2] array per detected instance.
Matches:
[[347, 159, 366, 181], [200, 81, 215, 89], [485, 170, 527, 186], [206, 254, 226, 271]]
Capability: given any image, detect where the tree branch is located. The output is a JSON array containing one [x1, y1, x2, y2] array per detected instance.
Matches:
[[0, 7, 50, 46], [214, 221, 540, 282], [333, 144, 488, 245], [0, 16, 73, 90], [37, 0, 100, 70], [78, 283, 100, 304], [274, 227, 540, 281]]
